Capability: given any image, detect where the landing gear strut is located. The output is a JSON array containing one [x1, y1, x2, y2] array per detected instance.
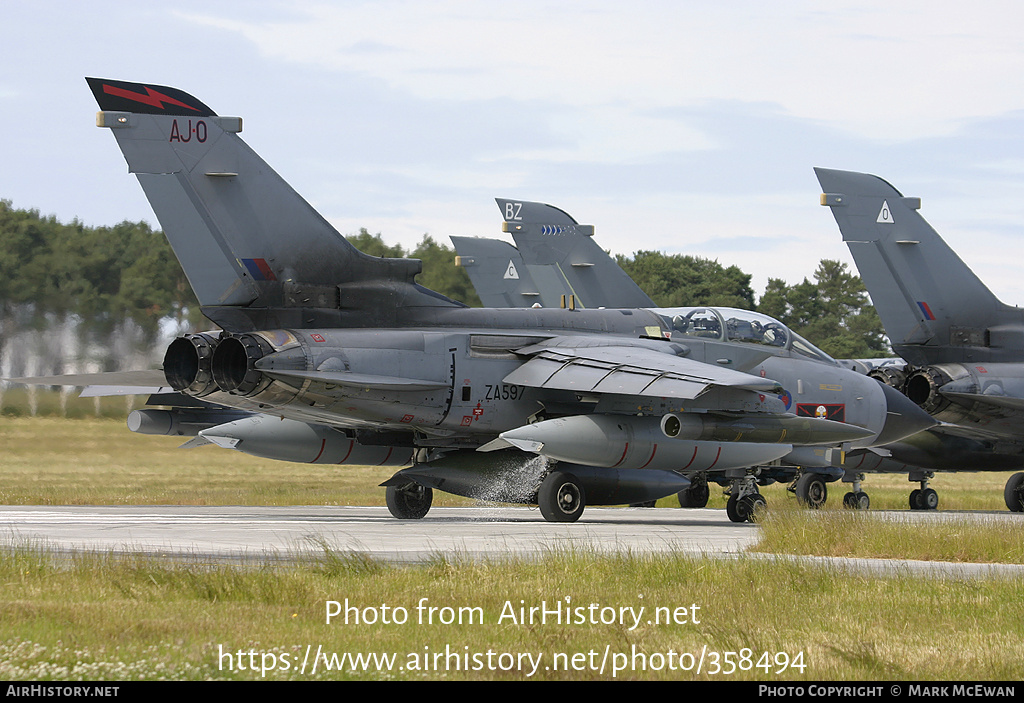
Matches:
[[842, 472, 870, 510], [909, 472, 938, 511], [725, 476, 766, 523]]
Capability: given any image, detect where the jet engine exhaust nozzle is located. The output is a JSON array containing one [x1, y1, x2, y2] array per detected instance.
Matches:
[[163, 333, 219, 397], [868, 365, 907, 390], [211, 334, 274, 396], [904, 366, 955, 414]]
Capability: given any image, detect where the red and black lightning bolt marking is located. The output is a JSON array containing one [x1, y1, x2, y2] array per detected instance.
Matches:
[[102, 84, 200, 112], [86, 77, 216, 116]]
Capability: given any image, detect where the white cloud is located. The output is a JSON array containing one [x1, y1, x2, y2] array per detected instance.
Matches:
[[178, 1, 1024, 141]]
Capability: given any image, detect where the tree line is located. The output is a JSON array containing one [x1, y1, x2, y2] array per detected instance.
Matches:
[[617, 251, 888, 358], [0, 200, 888, 383], [0, 200, 198, 338], [0, 200, 199, 379]]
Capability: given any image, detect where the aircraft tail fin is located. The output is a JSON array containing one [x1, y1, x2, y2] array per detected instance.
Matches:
[[451, 236, 552, 308], [815, 167, 1021, 363], [491, 199, 655, 309], [88, 78, 460, 331]]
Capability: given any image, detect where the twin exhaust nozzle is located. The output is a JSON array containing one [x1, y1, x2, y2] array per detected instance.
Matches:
[[163, 333, 272, 397]]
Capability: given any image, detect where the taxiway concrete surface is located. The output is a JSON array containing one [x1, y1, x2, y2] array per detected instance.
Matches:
[[0, 505, 757, 563], [2, 505, 1023, 579]]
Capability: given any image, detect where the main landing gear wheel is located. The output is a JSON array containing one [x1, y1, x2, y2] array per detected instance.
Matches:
[[843, 491, 870, 510], [385, 482, 433, 519], [725, 494, 746, 523], [538, 471, 586, 523], [910, 487, 938, 511], [678, 476, 710, 508], [726, 493, 767, 523], [1005, 472, 1024, 512], [795, 473, 827, 509]]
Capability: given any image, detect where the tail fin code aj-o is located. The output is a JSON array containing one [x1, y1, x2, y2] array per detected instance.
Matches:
[[87, 77, 459, 333]]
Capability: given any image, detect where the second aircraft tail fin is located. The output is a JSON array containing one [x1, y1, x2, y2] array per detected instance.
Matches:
[[815, 167, 1022, 364], [451, 236, 554, 308], [489, 199, 655, 309]]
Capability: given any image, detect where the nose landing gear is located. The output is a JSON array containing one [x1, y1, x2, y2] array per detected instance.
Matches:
[[726, 476, 766, 523]]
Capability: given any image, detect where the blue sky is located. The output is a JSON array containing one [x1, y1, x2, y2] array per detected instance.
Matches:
[[4, 0, 1024, 304]]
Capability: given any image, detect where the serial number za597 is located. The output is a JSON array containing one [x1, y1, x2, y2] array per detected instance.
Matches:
[[484, 384, 524, 401]]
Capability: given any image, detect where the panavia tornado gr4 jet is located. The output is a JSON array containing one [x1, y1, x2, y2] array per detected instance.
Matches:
[[817, 168, 1024, 512], [21, 78, 933, 524], [452, 200, 939, 512]]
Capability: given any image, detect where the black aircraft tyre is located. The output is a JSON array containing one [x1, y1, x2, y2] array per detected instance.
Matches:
[[677, 478, 710, 508], [538, 471, 586, 523], [909, 488, 923, 510], [725, 493, 747, 523], [742, 493, 767, 522], [921, 487, 939, 511], [795, 473, 827, 509], [385, 483, 433, 520], [1005, 472, 1024, 512], [909, 487, 938, 511], [843, 491, 870, 510]]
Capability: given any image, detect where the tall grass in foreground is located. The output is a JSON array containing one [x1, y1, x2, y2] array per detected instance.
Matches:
[[1, 546, 1022, 681], [753, 500, 1024, 563]]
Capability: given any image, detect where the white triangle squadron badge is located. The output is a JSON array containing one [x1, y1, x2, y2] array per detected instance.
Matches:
[[877, 201, 895, 224]]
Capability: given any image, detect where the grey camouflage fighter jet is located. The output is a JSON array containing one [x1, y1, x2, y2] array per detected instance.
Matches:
[[816, 168, 1024, 512], [452, 200, 941, 512], [8, 78, 935, 524]]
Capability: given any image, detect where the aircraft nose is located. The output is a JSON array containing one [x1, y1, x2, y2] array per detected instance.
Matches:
[[874, 382, 937, 445]]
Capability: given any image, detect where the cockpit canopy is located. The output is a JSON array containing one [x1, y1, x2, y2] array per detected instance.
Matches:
[[652, 307, 836, 364]]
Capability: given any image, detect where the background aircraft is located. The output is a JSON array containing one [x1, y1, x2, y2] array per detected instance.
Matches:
[[816, 168, 1024, 512], [452, 201, 656, 310], [452, 200, 936, 511]]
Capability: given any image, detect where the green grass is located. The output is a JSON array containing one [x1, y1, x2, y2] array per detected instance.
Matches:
[[752, 500, 1024, 563], [0, 416, 474, 507], [0, 547, 1021, 681]]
